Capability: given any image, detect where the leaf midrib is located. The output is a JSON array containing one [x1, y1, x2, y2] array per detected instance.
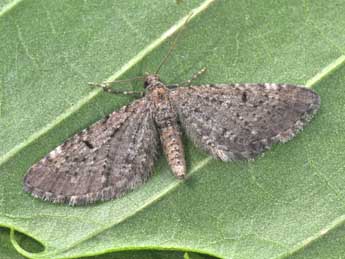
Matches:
[[0, 0, 23, 17]]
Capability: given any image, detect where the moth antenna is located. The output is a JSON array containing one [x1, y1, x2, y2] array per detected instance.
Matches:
[[155, 12, 193, 74]]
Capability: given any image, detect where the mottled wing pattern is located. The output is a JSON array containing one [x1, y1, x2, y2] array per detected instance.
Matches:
[[24, 98, 159, 205], [169, 84, 320, 161]]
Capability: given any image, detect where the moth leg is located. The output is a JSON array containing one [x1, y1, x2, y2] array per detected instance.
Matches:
[[88, 82, 145, 96]]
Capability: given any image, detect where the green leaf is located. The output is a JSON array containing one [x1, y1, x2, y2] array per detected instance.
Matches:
[[1, 227, 210, 259], [0, 228, 28, 259], [1, 0, 345, 258]]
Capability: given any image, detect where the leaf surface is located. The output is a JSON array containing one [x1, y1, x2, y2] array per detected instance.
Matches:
[[1, 0, 345, 259]]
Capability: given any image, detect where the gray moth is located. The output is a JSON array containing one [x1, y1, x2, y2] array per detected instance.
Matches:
[[23, 72, 320, 206]]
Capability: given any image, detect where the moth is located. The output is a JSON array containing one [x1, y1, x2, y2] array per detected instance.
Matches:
[[23, 19, 320, 206]]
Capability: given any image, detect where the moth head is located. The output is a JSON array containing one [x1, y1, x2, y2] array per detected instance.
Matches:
[[144, 74, 160, 88]]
